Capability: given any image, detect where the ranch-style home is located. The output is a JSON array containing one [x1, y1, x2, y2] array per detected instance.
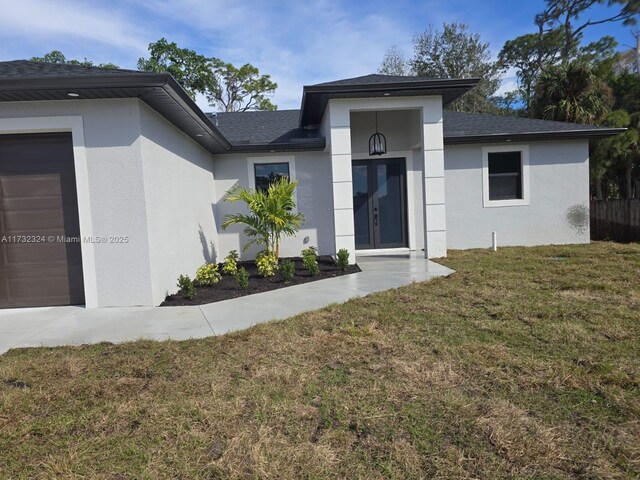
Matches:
[[0, 61, 622, 308]]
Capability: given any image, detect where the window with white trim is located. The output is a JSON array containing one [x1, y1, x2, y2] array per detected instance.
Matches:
[[482, 145, 530, 207]]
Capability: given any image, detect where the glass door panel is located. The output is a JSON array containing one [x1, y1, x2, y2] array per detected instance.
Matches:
[[352, 158, 407, 250], [352, 163, 372, 249]]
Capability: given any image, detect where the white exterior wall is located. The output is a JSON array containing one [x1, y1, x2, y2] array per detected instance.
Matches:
[[444, 140, 591, 249], [212, 151, 335, 260], [138, 103, 219, 305]]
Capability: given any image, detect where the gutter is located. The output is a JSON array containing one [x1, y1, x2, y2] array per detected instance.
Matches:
[[228, 138, 326, 153], [444, 128, 627, 144]]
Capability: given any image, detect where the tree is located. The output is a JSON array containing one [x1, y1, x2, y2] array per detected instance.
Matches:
[[137, 38, 215, 99], [592, 110, 639, 198], [409, 23, 503, 113], [222, 178, 304, 259], [378, 46, 409, 76], [536, 0, 639, 64], [531, 61, 613, 124], [498, 29, 565, 112], [208, 60, 277, 112], [138, 38, 277, 111], [30, 50, 119, 69]]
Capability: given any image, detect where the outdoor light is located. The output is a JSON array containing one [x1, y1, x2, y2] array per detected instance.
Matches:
[[66, 92, 80, 98], [368, 111, 387, 156]]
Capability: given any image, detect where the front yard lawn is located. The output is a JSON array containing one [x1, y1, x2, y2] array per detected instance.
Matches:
[[1, 242, 639, 479]]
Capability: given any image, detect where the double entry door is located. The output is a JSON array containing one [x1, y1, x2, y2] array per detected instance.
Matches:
[[352, 158, 408, 250]]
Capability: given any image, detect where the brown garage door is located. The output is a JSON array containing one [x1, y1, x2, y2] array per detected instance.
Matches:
[[0, 133, 85, 308]]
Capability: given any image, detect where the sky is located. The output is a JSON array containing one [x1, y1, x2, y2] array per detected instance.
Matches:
[[0, 0, 631, 112]]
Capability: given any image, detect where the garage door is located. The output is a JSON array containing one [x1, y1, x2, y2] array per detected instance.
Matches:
[[0, 133, 85, 308]]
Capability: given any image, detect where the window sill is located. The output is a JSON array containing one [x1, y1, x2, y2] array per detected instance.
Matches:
[[483, 198, 530, 208]]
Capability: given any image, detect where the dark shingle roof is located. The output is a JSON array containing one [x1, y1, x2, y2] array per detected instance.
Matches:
[[0, 60, 146, 78], [211, 110, 324, 151], [443, 111, 622, 143], [311, 74, 437, 87], [208, 108, 622, 147], [0, 61, 622, 151]]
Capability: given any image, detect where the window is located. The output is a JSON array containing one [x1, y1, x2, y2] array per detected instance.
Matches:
[[488, 151, 522, 200], [254, 162, 290, 192], [482, 145, 530, 207]]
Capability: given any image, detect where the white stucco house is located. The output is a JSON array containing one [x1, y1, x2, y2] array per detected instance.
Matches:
[[0, 61, 623, 308]]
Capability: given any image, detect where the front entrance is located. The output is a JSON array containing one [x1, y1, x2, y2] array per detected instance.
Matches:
[[352, 158, 408, 250]]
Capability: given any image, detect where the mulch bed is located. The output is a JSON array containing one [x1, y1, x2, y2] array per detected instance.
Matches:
[[161, 255, 361, 306]]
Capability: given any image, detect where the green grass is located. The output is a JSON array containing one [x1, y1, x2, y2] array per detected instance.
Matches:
[[1, 242, 639, 479]]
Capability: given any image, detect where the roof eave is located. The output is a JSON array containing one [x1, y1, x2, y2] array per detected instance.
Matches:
[[159, 76, 231, 151], [444, 128, 627, 145], [0, 73, 232, 154], [299, 78, 480, 126], [228, 139, 326, 153], [0, 73, 170, 90]]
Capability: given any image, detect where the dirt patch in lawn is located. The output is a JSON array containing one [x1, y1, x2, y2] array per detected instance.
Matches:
[[161, 256, 361, 306]]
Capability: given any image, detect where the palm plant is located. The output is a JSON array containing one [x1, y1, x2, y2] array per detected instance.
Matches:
[[221, 178, 304, 258], [531, 62, 612, 124]]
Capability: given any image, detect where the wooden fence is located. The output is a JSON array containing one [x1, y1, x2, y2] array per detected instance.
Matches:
[[590, 199, 640, 242]]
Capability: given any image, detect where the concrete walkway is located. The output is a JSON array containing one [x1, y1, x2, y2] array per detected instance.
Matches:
[[0, 255, 454, 354]]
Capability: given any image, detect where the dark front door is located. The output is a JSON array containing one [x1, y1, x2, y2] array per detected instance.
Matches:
[[0, 133, 85, 308], [352, 158, 407, 250]]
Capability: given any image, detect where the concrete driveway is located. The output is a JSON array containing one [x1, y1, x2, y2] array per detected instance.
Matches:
[[0, 255, 454, 354]]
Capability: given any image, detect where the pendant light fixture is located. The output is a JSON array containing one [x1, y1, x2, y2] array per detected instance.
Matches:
[[368, 111, 387, 156]]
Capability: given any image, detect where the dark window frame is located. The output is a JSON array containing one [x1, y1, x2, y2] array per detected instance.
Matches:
[[487, 151, 523, 201], [253, 162, 290, 192]]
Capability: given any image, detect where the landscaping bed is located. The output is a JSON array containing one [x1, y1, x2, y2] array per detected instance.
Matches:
[[161, 255, 361, 306]]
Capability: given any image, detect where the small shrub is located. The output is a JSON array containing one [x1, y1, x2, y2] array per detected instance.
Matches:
[[256, 250, 278, 277], [302, 246, 319, 276], [222, 250, 240, 275], [177, 274, 195, 300], [195, 263, 221, 286], [279, 258, 296, 282], [336, 248, 350, 271], [235, 267, 249, 289]]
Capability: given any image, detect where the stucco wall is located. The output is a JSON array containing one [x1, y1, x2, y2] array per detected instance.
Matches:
[[212, 151, 335, 260], [350, 110, 422, 155], [0, 98, 154, 306], [138, 102, 218, 305], [444, 140, 591, 249]]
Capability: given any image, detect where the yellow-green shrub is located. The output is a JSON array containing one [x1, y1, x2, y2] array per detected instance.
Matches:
[[195, 263, 221, 286], [222, 250, 239, 275], [256, 250, 278, 277]]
